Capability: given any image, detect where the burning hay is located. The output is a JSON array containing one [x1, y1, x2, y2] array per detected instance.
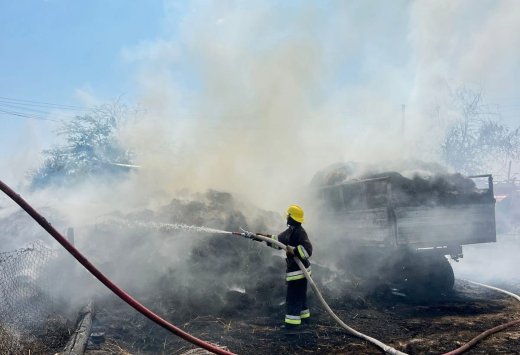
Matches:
[[312, 162, 491, 207]]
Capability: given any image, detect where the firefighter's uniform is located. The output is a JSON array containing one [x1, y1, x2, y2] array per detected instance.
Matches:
[[269, 205, 313, 327]]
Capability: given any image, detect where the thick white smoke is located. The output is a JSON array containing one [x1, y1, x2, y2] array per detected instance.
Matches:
[[109, 1, 519, 215], [2, 0, 519, 311]]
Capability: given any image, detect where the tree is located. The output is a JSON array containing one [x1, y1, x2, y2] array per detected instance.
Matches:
[[30, 103, 134, 189], [441, 87, 520, 176]]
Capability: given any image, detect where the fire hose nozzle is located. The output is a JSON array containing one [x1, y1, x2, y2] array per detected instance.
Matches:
[[239, 227, 257, 239]]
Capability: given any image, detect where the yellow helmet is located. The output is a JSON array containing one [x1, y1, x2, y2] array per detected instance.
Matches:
[[286, 205, 304, 223]]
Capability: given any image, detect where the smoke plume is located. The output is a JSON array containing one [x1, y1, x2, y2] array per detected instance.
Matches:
[[1, 0, 520, 328]]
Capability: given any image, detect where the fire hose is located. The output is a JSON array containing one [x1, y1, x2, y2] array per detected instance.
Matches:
[[441, 280, 520, 355], [0, 178, 405, 354], [236, 233, 520, 355], [230, 231, 407, 355], [0, 180, 235, 355], [2, 178, 519, 354]]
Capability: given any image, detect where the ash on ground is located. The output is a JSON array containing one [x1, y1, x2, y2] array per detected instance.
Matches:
[[2, 189, 520, 354]]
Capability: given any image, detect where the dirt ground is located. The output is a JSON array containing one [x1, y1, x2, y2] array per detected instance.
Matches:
[[1, 279, 519, 354], [0, 314, 72, 354], [78, 279, 520, 355]]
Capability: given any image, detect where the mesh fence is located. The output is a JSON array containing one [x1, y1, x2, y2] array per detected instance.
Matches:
[[0, 240, 57, 331]]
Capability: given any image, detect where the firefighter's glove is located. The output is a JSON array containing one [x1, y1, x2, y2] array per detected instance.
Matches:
[[286, 246, 295, 258]]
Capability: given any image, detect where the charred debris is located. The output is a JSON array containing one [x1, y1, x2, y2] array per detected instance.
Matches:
[[0, 163, 513, 354]]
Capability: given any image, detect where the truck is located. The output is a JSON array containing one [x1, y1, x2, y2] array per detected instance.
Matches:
[[312, 165, 496, 296]]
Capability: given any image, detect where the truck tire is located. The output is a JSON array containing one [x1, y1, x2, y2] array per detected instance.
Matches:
[[343, 248, 455, 298], [428, 254, 455, 293], [398, 252, 454, 298]]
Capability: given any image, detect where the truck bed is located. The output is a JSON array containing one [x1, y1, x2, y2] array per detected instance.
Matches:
[[319, 174, 496, 250], [395, 204, 496, 248]]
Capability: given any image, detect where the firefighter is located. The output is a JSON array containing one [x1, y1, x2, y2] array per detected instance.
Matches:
[[258, 205, 313, 329]]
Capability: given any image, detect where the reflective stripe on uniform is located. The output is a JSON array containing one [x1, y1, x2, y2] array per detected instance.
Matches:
[[300, 309, 310, 319], [286, 266, 312, 281], [297, 245, 309, 260], [285, 314, 301, 325], [286, 274, 305, 281]]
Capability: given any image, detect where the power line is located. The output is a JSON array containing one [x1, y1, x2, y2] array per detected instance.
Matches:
[[0, 108, 62, 122], [0, 95, 92, 123], [0, 102, 83, 119], [0, 96, 89, 111], [0, 102, 68, 116]]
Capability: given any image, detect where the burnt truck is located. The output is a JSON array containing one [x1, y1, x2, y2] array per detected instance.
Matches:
[[313, 166, 496, 295]]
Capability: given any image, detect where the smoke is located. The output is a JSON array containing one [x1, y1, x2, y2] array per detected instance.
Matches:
[[118, 1, 410, 211], [452, 234, 520, 285], [2, 0, 520, 332], [3, 1, 515, 217], [457, 1, 520, 101], [110, 1, 520, 213], [408, 1, 520, 127]]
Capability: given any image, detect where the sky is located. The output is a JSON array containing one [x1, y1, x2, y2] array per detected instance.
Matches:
[[1, 1, 519, 314], [0, 1, 166, 171], [1, 0, 519, 202]]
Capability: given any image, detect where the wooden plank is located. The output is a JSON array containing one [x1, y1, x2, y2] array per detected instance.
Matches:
[[61, 301, 94, 355]]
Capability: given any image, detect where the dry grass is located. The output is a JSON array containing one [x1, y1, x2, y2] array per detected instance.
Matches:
[[0, 325, 47, 355], [0, 314, 72, 355], [85, 338, 134, 354]]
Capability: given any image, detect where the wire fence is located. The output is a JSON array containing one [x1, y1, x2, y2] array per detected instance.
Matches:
[[0, 240, 57, 331]]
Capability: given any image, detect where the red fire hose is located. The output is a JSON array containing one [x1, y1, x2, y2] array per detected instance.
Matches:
[[442, 319, 520, 355], [441, 281, 520, 355], [0, 180, 235, 355]]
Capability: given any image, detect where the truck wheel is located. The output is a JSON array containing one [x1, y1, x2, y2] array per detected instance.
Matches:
[[400, 253, 454, 298], [427, 254, 455, 294]]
